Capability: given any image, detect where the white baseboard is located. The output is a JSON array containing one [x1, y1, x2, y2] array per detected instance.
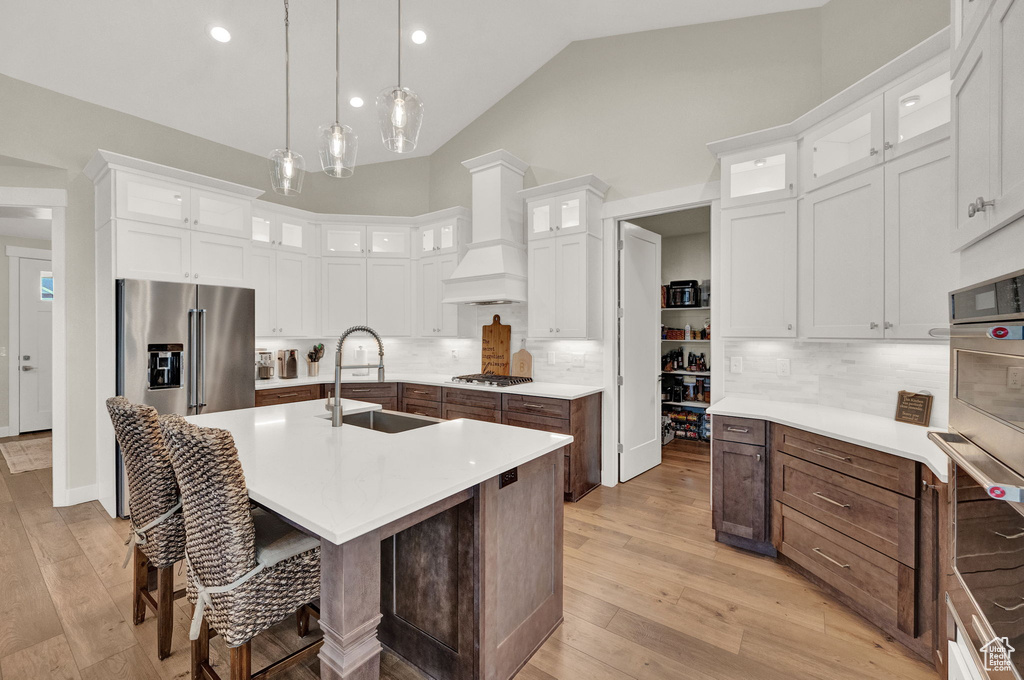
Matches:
[[59, 483, 98, 507], [0, 426, 10, 437]]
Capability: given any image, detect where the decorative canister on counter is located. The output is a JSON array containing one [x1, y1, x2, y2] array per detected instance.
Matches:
[[306, 343, 324, 377]]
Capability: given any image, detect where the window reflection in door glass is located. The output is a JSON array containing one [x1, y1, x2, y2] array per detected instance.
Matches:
[[40, 271, 53, 301]]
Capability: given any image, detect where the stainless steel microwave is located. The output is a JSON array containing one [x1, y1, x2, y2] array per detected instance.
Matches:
[[930, 268, 1024, 679]]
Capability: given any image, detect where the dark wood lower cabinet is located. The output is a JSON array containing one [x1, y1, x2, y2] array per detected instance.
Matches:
[[711, 416, 774, 556], [443, 403, 502, 423], [253, 384, 320, 406]]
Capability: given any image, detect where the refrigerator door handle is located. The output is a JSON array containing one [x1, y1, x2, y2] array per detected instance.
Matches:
[[188, 309, 199, 408], [198, 309, 207, 407]]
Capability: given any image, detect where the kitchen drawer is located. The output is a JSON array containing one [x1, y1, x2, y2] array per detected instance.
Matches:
[[323, 382, 399, 399], [774, 452, 916, 566], [502, 394, 570, 420], [773, 425, 918, 497], [402, 398, 443, 419], [442, 387, 502, 411], [401, 383, 442, 403], [442, 403, 502, 423], [255, 384, 320, 407], [779, 504, 908, 633], [712, 415, 766, 447], [501, 411, 571, 435]]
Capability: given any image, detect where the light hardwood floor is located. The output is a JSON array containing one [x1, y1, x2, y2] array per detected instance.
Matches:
[[0, 436, 938, 680]]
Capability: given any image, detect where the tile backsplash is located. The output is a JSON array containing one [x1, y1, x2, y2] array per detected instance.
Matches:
[[724, 340, 950, 427], [257, 304, 604, 386]]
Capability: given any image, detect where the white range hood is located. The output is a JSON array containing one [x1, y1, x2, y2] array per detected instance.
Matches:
[[442, 150, 530, 305]]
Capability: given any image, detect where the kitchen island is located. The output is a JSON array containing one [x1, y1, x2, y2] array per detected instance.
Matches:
[[187, 398, 571, 680]]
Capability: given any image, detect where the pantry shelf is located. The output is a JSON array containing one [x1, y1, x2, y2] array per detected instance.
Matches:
[[662, 401, 709, 409], [662, 370, 711, 376]]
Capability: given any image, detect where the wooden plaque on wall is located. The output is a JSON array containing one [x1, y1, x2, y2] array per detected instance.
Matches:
[[895, 391, 933, 427]]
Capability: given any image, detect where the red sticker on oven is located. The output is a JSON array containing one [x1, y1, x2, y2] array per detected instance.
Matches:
[[990, 486, 1007, 498], [991, 327, 1010, 338], [988, 326, 1024, 339]]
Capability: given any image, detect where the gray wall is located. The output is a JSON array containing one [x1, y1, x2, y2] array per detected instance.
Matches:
[[0, 234, 53, 430], [820, 0, 951, 99]]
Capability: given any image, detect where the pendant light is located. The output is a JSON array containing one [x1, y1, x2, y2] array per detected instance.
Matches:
[[269, 0, 304, 195], [318, 0, 357, 177], [377, 0, 423, 153]]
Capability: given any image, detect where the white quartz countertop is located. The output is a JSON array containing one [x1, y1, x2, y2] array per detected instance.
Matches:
[[185, 399, 574, 544], [254, 372, 603, 400], [707, 396, 949, 483]]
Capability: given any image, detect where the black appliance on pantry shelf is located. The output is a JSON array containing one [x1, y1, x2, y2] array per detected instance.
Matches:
[[667, 280, 701, 308]]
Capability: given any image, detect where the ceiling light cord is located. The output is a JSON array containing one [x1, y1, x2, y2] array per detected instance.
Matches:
[[335, 0, 341, 123], [397, 0, 402, 90], [284, 0, 291, 151]]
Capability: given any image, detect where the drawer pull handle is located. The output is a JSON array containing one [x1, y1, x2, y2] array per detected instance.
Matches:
[[412, 412, 427, 416], [812, 492, 851, 508], [993, 598, 1024, 612], [726, 426, 750, 433], [812, 448, 852, 462], [993, 528, 1024, 540], [350, 389, 372, 393], [812, 548, 850, 569], [524, 404, 548, 409]]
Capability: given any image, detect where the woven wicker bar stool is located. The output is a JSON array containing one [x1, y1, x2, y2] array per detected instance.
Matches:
[[161, 414, 322, 680], [105, 396, 187, 661]]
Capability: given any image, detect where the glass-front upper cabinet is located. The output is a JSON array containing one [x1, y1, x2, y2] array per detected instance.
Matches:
[[191, 189, 251, 238], [115, 172, 191, 228], [321, 224, 366, 257], [883, 62, 951, 160], [418, 221, 459, 256], [803, 96, 884, 191], [528, 192, 585, 239], [252, 212, 313, 253], [368, 226, 410, 257], [720, 142, 797, 208]]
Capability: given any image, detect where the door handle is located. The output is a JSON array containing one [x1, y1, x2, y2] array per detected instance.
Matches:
[[187, 309, 198, 408], [21, 366, 35, 371], [993, 528, 1024, 540], [198, 309, 207, 407], [993, 598, 1024, 612]]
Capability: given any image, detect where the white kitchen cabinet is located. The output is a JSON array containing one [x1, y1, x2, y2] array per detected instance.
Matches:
[[115, 173, 190, 228], [951, 32, 993, 250], [366, 259, 411, 337], [952, 0, 993, 75], [321, 224, 366, 256], [527, 233, 601, 339], [250, 249, 318, 337], [252, 210, 314, 253], [521, 175, 608, 242], [367, 226, 411, 258], [800, 167, 886, 339], [416, 254, 459, 337], [190, 189, 251, 238], [322, 258, 367, 336], [882, 62, 951, 161], [989, 0, 1024, 235], [720, 142, 798, 208], [803, 97, 885, 191], [115, 220, 191, 283], [719, 200, 797, 338], [884, 143, 958, 338], [190, 231, 251, 287], [417, 221, 457, 256]]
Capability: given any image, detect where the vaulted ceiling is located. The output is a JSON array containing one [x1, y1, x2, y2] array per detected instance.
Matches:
[[0, 1, 827, 166]]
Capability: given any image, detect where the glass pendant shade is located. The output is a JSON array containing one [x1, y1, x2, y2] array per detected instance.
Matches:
[[268, 148, 304, 196], [318, 123, 357, 177], [377, 86, 423, 153]]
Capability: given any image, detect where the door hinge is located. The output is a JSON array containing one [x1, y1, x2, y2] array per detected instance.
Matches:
[[617, 240, 624, 251], [617, 443, 624, 454], [617, 308, 624, 319], [616, 375, 624, 386]]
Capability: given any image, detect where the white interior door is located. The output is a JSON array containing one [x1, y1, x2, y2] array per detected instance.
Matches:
[[19, 257, 53, 432], [619, 221, 661, 482]]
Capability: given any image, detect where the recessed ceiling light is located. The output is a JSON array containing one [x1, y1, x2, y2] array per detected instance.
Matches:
[[349, 96, 364, 108], [411, 30, 427, 44], [901, 95, 921, 108], [753, 158, 767, 167], [208, 25, 231, 43]]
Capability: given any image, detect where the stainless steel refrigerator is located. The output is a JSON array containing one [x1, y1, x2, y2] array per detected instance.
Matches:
[[115, 279, 255, 516]]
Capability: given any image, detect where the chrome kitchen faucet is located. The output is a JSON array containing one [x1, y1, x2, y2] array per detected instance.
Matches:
[[331, 325, 386, 427]]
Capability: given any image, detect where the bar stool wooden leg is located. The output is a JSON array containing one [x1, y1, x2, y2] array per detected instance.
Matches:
[[132, 546, 149, 625], [296, 606, 309, 638], [192, 616, 210, 680], [229, 641, 251, 680], [157, 566, 175, 660]]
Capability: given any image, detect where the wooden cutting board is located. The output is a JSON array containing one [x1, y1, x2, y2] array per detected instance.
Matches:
[[511, 344, 533, 378], [481, 314, 511, 374]]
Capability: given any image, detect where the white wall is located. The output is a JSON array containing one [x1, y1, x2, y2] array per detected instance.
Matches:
[[661, 233, 711, 286], [723, 339, 950, 427]]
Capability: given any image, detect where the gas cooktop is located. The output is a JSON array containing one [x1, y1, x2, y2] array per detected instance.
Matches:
[[451, 373, 534, 388]]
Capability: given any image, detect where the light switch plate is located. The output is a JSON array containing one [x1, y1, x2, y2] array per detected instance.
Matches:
[[571, 354, 585, 368], [451, 349, 459, 361], [730, 357, 743, 374], [547, 351, 556, 365], [777, 358, 791, 377]]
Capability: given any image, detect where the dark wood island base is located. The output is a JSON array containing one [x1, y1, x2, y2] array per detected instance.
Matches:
[[318, 448, 565, 680]]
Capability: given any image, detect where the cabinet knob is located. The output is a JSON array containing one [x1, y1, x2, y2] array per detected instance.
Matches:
[[787, 323, 793, 331], [184, 272, 189, 278], [884, 141, 895, 151], [556, 328, 560, 333], [549, 328, 554, 333], [183, 218, 189, 224], [194, 273, 199, 279], [869, 147, 879, 156], [884, 321, 893, 329], [967, 196, 995, 217], [193, 219, 199, 225], [869, 322, 879, 329], [272, 328, 277, 332]]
